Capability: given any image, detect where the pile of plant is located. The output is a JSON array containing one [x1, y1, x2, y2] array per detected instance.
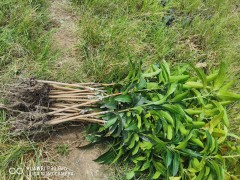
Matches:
[[85, 61, 240, 179], [1, 60, 239, 179]]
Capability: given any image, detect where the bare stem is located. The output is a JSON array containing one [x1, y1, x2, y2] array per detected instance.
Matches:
[[47, 111, 109, 124], [49, 95, 94, 99], [47, 100, 98, 115], [38, 80, 95, 90]]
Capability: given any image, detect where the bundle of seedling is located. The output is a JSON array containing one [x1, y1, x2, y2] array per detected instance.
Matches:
[[0, 79, 116, 133], [1, 61, 239, 179]]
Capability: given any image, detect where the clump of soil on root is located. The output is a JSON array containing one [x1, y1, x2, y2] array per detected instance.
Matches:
[[1, 79, 111, 138], [3, 79, 51, 136]]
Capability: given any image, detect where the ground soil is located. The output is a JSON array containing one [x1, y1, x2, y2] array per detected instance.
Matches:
[[50, 0, 81, 70], [48, 1, 109, 179], [47, 126, 110, 180]]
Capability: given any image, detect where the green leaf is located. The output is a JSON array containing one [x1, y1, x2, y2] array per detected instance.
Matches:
[[169, 75, 189, 83], [132, 142, 140, 155], [126, 171, 135, 179], [167, 125, 173, 140], [213, 101, 229, 127], [216, 91, 240, 101], [205, 112, 224, 133], [180, 149, 202, 157], [152, 171, 161, 179], [139, 141, 153, 150], [162, 104, 185, 117], [219, 80, 235, 92], [125, 123, 138, 131], [206, 72, 218, 82], [183, 81, 204, 89], [136, 114, 142, 129], [132, 156, 146, 163], [104, 116, 118, 129], [169, 177, 181, 180], [94, 148, 116, 164], [115, 94, 132, 103], [146, 82, 160, 89], [171, 91, 189, 102], [214, 62, 227, 90], [166, 149, 173, 168], [137, 76, 147, 90], [190, 64, 207, 88], [128, 136, 136, 149], [140, 161, 150, 171], [153, 161, 166, 174], [112, 148, 124, 163], [161, 60, 171, 83], [166, 83, 178, 97], [172, 153, 180, 176], [142, 68, 161, 78], [101, 99, 117, 110], [192, 89, 205, 105], [159, 110, 174, 126]]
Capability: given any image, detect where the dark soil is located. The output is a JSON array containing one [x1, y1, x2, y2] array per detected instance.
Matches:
[[3, 78, 51, 136]]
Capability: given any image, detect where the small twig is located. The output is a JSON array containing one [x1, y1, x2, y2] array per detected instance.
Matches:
[[49, 107, 78, 113], [53, 112, 75, 116], [49, 95, 93, 99], [50, 85, 87, 92], [73, 117, 106, 124], [47, 111, 109, 125], [51, 98, 93, 102], [38, 80, 95, 91], [76, 82, 115, 87], [51, 104, 81, 111], [50, 91, 96, 96], [47, 100, 98, 115], [49, 90, 90, 94]]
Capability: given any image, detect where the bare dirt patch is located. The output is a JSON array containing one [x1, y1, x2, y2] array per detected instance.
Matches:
[[49, 0, 81, 69], [47, 126, 110, 180], [47, 1, 109, 179]]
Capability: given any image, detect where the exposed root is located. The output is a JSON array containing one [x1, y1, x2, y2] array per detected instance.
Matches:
[[0, 78, 114, 136]]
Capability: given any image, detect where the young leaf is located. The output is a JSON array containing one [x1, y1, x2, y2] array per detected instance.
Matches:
[[115, 94, 132, 103], [104, 116, 118, 129], [214, 62, 227, 90], [94, 148, 116, 164], [172, 153, 180, 176], [126, 171, 135, 179], [166, 149, 173, 168], [190, 64, 207, 88], [152, 171, 161, 179]]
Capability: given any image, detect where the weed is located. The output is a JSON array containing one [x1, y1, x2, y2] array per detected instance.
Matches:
[[73, 0, 239, 83], [0, 0, 55, 84], [56, 144, 69, 156]]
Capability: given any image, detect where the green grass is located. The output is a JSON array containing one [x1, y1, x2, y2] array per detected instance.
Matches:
[[73, 0, 239, 83], [0, 110, 45, 179], [0, 0, 53, 178], [0, 0, 55, 84], [56, 144, 69, 156]]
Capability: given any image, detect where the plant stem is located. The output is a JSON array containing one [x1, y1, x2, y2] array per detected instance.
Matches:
[[47, 100, 98, 115], [38, 80, 95, 90], [47, 111, 109, 124]]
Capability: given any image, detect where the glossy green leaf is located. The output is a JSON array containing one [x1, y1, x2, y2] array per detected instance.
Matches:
[[104, 116, 118, 129], [213, 62, 227, 90], [115, 94, 132, 103], [126, 171, 135, 179], [172, 153, 180, 176]]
